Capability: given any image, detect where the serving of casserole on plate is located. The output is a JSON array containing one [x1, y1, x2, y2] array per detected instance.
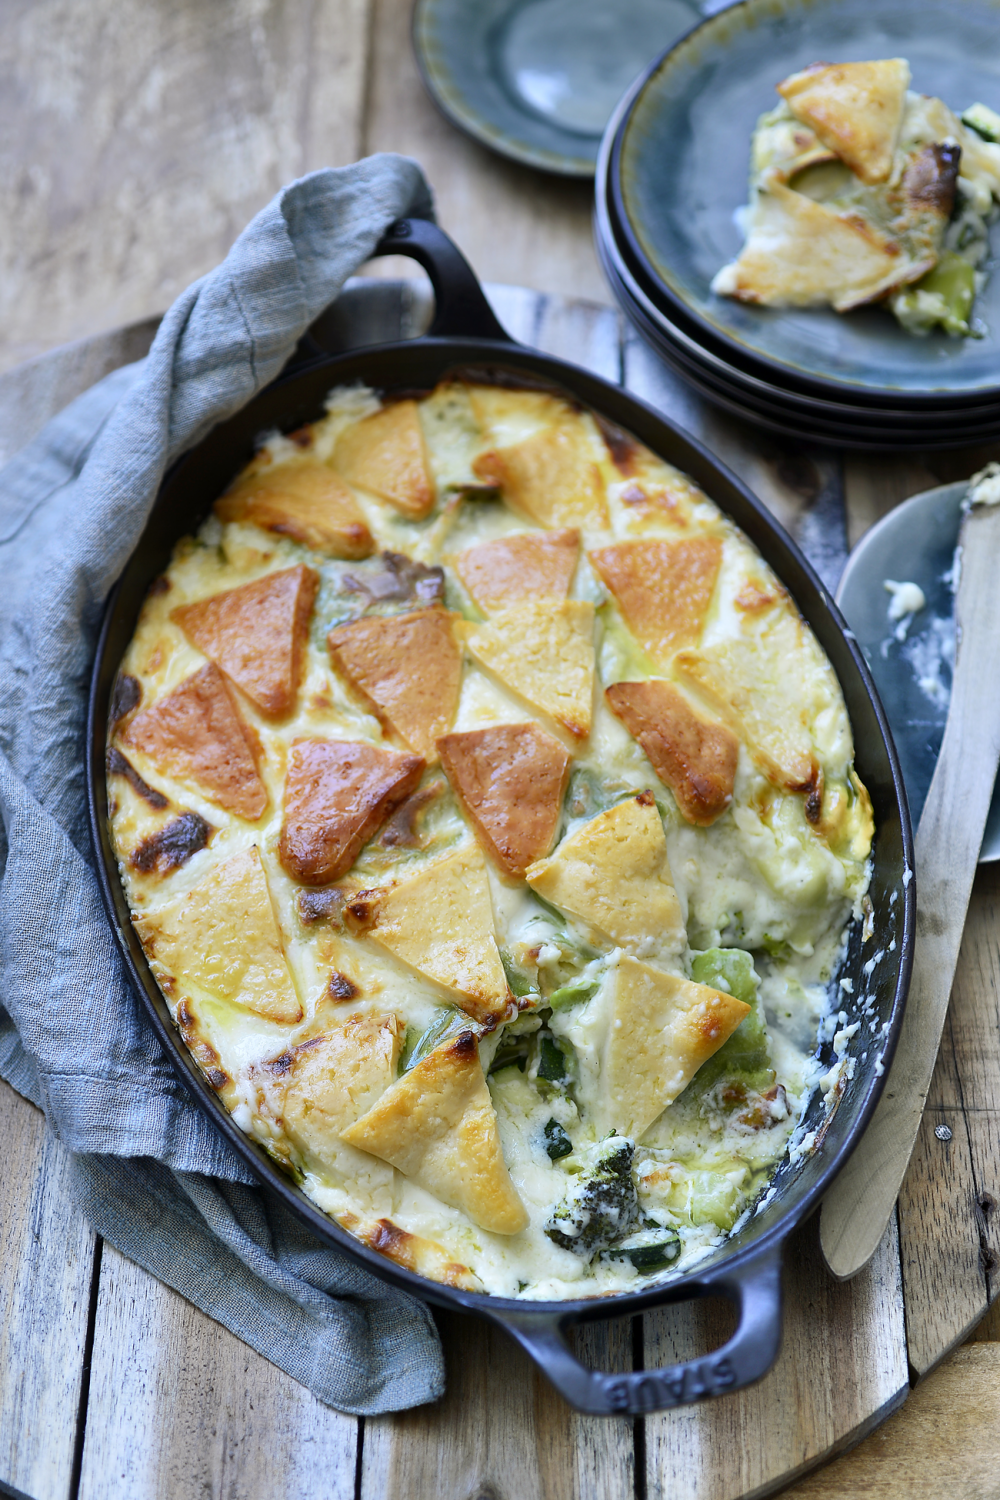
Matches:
[[105, 375, 874, 1300]]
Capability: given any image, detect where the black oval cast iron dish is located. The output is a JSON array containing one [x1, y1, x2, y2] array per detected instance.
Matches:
[[87, 218, 914, 1416]]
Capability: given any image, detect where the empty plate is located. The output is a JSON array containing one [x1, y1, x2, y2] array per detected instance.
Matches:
[[414, 0, 706, 176]]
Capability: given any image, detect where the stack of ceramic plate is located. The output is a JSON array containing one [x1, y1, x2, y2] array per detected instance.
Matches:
[[594, 0, 1000, 451]]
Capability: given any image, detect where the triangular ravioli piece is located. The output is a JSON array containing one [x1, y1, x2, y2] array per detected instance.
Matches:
[[437, 723, 571, 878], [598, 956, 750, 1138], [674, 609, 835, 804], [472, 421, 609, 530], [454, 529, 579, 613], [777, 58, 910, 185], [463, 600, 595, 739], [333, 400, 434, 518], [590, 538, 722, 667], [273, 1016, 401, 1192], [605, 679, 738, 826], [341, 1031, 528, 1235], [136, 847, 301, 1023], [173, 564, 319, 719], [122, 663, 268, 820], [215, 462, 374, 558], [279, 738, 425, 884], [526, 793, 684, 960], [328, 607, 462, 763], [348, 843, 510, 1023], [710, 181, 930, 311]]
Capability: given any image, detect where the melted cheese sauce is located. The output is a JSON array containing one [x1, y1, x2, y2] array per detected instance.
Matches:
[[109, 381, 872, 1299]]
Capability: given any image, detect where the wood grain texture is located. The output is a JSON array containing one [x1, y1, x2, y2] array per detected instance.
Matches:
[[642, 1216, 908, 1500], [897, 864, 1000, 1376], [0, 0, 369, 373], [361, 1311, 635, 1500], [842, 455, 938, 549], [821, 502, 1000, 1281], [77, 1244, 357, 1500], [777, 1344, 1000, 1498], [360, 0, 606, 304], [0, 1081, 96, 1500]]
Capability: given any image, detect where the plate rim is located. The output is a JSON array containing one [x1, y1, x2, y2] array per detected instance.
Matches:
[[412, 0, 603, 177]]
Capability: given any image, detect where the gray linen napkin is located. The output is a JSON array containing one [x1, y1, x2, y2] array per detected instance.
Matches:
[[0, 156, 448, 1415]]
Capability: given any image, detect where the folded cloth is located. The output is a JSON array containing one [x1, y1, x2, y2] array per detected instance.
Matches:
[[0, 156, 447, 1415]]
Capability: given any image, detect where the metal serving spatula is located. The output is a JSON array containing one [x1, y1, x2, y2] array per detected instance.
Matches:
[[820, 486, 1000, 1280]]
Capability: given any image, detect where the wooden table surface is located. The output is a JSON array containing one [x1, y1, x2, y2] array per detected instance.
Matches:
[[3, 3, 1000, 1498]]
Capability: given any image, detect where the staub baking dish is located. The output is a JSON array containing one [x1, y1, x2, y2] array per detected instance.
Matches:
[[87, 218, 913, 1415]]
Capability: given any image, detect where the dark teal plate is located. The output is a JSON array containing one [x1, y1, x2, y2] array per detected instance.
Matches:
[[609, 0, 1000, 398], [413, 0, 706, 177], [836, 483, 1000, 861]]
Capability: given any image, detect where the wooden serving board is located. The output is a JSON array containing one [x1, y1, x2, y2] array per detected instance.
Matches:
[[1, 279, 998, 1500]]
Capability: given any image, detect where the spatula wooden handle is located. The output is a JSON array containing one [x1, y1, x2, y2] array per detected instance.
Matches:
[[821, 501, 1000, 1280]]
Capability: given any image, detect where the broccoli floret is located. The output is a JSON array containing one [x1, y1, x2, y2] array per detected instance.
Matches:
[[545, 1137, 638, 1256]]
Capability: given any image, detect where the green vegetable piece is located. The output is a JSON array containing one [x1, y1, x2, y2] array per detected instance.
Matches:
[[547, 977, 600, 1012], [545, 1138, 638, 1256], [543, 1118, 573, 1160], [963, 102, 1000, 142], [527, 892, 602, 962], [499, 947, 538, 1000], [398, 1007, 468, 1075], [918, 253, 976, 335], [615, 1233, 682, 1272], [687, 1170, 746, 1232], [536, 1034, 573, 1088], [892, 253, 977, 336], [691, 947, 757, 1007], [688, 947, 771, 1089], [488, 1039, 530, 1075]]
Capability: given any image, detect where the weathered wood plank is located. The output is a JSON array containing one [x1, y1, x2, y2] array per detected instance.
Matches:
[[359, 0, 606, 304], [0, 0, 370, 374], [776, 1344, 1000, 1498], [76, 1245, 357, 1500], [361, 1312, 635, 1500], [842, 454, 938, 549], [642, 1215, 908, 1500], [0, 1081, 97, 1500], [898, 865, 1000, 1376]]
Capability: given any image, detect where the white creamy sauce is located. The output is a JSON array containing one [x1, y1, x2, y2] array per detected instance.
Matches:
[[108, 382, 873, 1299]]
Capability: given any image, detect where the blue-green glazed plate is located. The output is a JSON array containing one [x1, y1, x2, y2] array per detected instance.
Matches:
[[413, 0, 707, 177], [609, 0, 1000, 399], [836, 482, 1000, 861]]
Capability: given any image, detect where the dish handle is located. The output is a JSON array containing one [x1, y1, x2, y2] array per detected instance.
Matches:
[[369, 217, 514, 342], [486, 1242, 783, 1416]]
